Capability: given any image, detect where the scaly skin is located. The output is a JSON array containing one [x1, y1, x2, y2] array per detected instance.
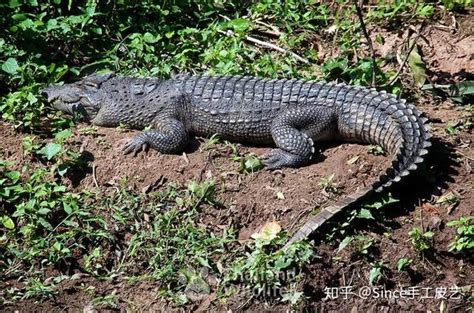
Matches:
[[42, 73, 431, 248]]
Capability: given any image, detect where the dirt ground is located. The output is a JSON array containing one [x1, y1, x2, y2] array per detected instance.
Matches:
[[1, 12, 473, 313]]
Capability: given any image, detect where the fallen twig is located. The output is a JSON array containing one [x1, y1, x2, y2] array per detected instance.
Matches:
[[352, 0, 377, 87], [219, 29, 310, 64]]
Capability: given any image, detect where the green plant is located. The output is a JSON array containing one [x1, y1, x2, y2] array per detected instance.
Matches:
[[396, 257, 413, 271], [238, 153, 264, 174], [409, 227, 434, 253], [225, 140, 263, 174], [367, 144, 385, 155], [337, 235, 374, 257], [440, 0, 474, 11], [91, 290, 120, 310], [35, 129, 87, 177], [447, 216, 474, 252], [1, 0, 471, 308], [200, 133, 221, 151], [319, 174, 340, 194], [369, 262, 384, 285], [326, 193, 399, 241], [225, 226, 312, 301]]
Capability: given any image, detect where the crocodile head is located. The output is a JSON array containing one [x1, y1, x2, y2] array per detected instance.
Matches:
[[42, 73, 115, 122]]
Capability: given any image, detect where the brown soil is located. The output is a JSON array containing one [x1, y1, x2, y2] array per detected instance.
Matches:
[[1, 12, 473, 313]]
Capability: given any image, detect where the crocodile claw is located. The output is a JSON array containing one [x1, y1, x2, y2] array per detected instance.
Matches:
[[122, 137, 149, 156], [262, 149, 306, 169]]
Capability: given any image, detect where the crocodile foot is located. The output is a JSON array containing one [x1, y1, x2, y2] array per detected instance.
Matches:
[[122, 135, 149, 156], [261, 149, 307, 169]]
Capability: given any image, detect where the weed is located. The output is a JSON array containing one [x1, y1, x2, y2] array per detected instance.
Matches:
[[225, 232, 312, 301], [367, 144, 385, 155], [396, 257, 413, 271], [326, 192, 398, 241], [369, 261, 384, 285], [319, 174, 340, 194], [1, 0, 472, 308], [238, 154, 264, 174], [408, 227, 434, 253], [447, 216, 474, 252], [23, 278, 57, 299], [91, 290, 120, 310], [337, 235, 374, 258], [78, 126, 99, 136], [224, 140, 263, 174], [200, 133, 221, 151]]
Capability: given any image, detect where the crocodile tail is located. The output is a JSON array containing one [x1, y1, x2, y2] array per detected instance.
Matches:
[[283, 87, 431, 250]]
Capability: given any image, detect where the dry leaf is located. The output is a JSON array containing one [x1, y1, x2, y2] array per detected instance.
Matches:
[[276, 191, 285, 200], [407, 40, 427, 88], [347, 155, 360, 165], [251, 221, 282, 241]]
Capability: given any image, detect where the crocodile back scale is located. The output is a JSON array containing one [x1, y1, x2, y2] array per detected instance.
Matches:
[[42, 73, 431, 248]]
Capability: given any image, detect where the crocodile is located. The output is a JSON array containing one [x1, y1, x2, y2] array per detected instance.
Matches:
[[42, 73, 431, 248]]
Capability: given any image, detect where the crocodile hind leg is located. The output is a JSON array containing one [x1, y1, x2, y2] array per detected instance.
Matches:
[[122, 118, 188, 155], [263, 106, 336, 169]]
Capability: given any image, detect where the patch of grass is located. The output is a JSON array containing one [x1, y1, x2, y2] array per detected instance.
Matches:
[[1, 143, 314, 305], [224, 231, 313, 302], [91, 290, 120, 310], [326, 193, 399, 241]]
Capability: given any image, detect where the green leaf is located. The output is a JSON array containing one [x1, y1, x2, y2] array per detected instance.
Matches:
[[5, 171, 21, 183], [143, 32, 159, 43], [53, 185, 66, 193], [456, 80, 474, 95], [369, 265, 382, 285], [2, 58, 19, 75], [274, 255, 291, 270], [38, 143, 62, 160], [407, 42, 427, 88], [396, 258, 412, 271], [240, 154, 263, 173], [337, 236, 353, 253], [57, 164, 69, 176], [38, 207, 51, 215], [54, 129, 72, 142], [281, 291, 303, 305], [229, 18, 250, 33], [63, 203, 72, 214], [2, 216, 15, 229], [423, 231, 434, 238], [357, 208, 375, 219], [38, 217, 53, 230]]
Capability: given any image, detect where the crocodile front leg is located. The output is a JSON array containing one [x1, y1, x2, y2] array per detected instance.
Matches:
[[122, 118, 188, 155], [263, 106, 336, 169]]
